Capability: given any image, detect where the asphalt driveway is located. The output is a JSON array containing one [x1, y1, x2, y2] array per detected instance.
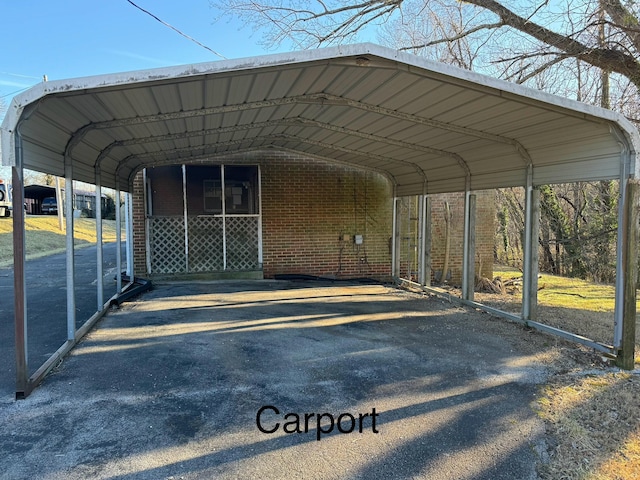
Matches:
[[0, 280, 552, 479], [0, 242, 125, 400]]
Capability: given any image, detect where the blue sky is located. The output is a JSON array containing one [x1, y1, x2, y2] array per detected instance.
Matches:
[[0, 1, 284, 102]]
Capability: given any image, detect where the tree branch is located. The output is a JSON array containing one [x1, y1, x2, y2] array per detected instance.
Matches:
[[319, 3, 399, 44], [398, 21, 503, 51], [463, 0, 640, 87], [602, 0, 640, 51], [511, 56, 568, 84], [216, 0, 640, 88]]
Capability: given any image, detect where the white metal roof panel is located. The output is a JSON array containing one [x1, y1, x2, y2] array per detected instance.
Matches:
[[2, 43, 638, 194]]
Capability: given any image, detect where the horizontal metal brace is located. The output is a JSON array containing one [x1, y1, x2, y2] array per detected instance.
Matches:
[[15, 287, 122, 399], [396, 277, 616, 358]]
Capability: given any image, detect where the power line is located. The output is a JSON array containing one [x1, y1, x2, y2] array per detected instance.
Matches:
[[1, 75, 47, 99], [1, 87, 31, 99], [0, 72, 42, 80], [125, 0, 226, 60]]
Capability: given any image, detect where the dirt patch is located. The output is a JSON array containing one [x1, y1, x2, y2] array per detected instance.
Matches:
[[537, 373, 640, 480], [439, 280, 639, 362]]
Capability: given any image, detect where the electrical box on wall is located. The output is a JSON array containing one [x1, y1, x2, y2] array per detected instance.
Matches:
[[354, 235, 363, 245]]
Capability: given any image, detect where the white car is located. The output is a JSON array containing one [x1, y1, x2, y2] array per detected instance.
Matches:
[[0, 180, 11, 217]]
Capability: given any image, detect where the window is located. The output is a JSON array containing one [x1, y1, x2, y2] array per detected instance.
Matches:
[[224, 166, 258, 215], [147, 164, 259, 216], [203, 179, 222, 213]]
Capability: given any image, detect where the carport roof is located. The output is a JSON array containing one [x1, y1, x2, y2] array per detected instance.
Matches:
[[2, 43, 639, 195]]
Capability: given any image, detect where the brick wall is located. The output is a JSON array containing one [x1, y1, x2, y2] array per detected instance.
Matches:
[[260, 153, 393, 279], [428, 191, 494, 284], [132, 172, 146, 276], [147, 166, 184, 216], [132, 151, 494, 284]]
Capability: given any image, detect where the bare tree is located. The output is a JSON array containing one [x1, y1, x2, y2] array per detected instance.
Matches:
[[215, 0, 639, 283], [378, 1, 493, 70], [215, 1, 640, 91]]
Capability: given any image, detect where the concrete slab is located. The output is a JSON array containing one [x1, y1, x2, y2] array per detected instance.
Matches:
[[0, 281, 552, 479]]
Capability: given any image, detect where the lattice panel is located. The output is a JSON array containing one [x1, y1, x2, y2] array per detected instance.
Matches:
[[397, 197, 419, 282], [226, 217, 260, 270], [150, 216, 186, 274], [188, 216, 224, 272]]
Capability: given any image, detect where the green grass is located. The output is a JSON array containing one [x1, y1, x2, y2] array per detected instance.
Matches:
[[0, 216, 120, 267], [493, 265, 628, 313], [492, 265, 640, 480], [482, 265, 639, 362]]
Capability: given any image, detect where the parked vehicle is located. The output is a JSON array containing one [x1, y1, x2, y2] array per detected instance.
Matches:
[[41, 197, 58, 215], [0, 180, 11, 217]]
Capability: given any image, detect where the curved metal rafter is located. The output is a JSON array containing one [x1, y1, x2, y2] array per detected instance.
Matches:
[[74, 93, 532, 177], [117, 133, 424, 188], [94, 120, 286, 168], [71, 96, 311, 163], [283, 117, 470, 178], [124, 146, 399, 189], [301, 93, 534, 166], [95, 114, 478, 190], [274, 133, 430, 185]]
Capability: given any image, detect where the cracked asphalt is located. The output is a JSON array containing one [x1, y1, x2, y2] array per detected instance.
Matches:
[[0, 280, 552, 479]]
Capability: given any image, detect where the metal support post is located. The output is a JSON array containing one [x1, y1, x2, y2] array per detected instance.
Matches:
[[417, 196, 424, 284], [182, 164, 189, 273], [464, 194, 476, 302], [143, 169, 151, 274], [406, 198, 412, 279], [617, 179, 639, 370], [95, 168, 104, 310], [257, 165, 264, 265], [522, 166, 534, 320], [391, 197, 398, 278], [528, 188, 541, 320], [614, 155, 631, 347], [65, 157, 76, 341], [12, 132, 28, 397], [115, 179, 122, 293], [423, 196, 432, 287], [461, 187, 471, 299], [125, 192, 134, 278], [221, 165, 227, 270]]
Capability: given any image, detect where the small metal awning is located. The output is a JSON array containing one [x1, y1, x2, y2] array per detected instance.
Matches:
[[2, 44, 638, 398], [2, 43, 638, 195]]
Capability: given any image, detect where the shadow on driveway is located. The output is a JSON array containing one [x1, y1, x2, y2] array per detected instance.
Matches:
[[0, 281, 551, 479]]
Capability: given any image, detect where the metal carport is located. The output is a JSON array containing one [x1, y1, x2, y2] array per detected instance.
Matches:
[[2, 43, 639, 398]]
